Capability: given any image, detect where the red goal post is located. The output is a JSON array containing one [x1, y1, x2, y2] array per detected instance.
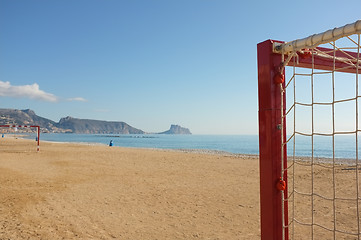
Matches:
[[0, 124, 40, 152], [258, 20, 361, 240]]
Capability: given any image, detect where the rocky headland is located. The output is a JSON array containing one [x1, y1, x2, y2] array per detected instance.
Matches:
[[0, 108, 191, 134]]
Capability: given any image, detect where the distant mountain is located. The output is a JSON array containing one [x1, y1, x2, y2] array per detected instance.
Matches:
[[58, 116, 144, 134], [0, 109, 191, 135], [158, 124, 192, 134], [0, 109, 144, 134], [0, 108, 65, 132]]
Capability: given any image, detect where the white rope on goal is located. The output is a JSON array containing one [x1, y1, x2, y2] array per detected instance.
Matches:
[[279, 21, 361, 239], [275, 20, 361, 54]]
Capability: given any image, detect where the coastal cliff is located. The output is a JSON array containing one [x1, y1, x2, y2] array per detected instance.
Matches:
[[158, 124, 192, 134], [0, 109, 191, 135], [58, 116, 144, 134]]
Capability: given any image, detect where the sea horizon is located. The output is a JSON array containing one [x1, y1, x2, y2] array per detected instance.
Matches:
[[12, 133, 361, 160], [34, 133, 259, 155]]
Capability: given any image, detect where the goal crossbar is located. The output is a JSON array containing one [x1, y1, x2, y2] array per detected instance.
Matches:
[[274, 20, 361, 54], [0, 125, 40, 152], [276, 44, 361, 74]]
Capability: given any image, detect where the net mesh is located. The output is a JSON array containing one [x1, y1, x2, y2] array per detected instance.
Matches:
[[282, 33, 361, 239]]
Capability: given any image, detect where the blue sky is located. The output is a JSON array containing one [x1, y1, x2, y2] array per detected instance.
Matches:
[[0, 0, 360, 134]]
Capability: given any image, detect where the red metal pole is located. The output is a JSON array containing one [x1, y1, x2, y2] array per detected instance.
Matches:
[[288, 46, 360, 74], [31, 126, 40, 152], [30, 125, 40, 152], [258, 39, 288, 240], [37, 126, 40, 152]]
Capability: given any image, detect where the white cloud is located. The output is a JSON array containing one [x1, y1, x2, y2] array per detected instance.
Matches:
[[67, 97, 87, 102], [0, 81, 58, 102]]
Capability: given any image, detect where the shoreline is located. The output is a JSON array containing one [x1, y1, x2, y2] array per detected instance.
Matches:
[[2, 133, 257, 157], [46, 139, 260, 159], [2, 134, 359, 163]]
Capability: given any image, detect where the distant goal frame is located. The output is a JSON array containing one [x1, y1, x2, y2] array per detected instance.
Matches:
[[258, 20, 361, 240], [0, 125, 40, 152]]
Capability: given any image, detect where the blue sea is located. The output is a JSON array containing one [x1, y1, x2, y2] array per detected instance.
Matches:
[[27, 133, 361, 159], [37, 134, 259, 155]]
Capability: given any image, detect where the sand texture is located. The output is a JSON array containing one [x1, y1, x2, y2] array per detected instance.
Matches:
[[2, 138, 360, 239], [0, 138, 260, 239]]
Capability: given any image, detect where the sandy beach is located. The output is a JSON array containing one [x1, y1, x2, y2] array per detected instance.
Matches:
[[2, 138, 361, 239], [0, 138, 260, 239]]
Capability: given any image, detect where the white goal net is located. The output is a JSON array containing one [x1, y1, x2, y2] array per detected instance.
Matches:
[[279, 20, 361, 239]]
